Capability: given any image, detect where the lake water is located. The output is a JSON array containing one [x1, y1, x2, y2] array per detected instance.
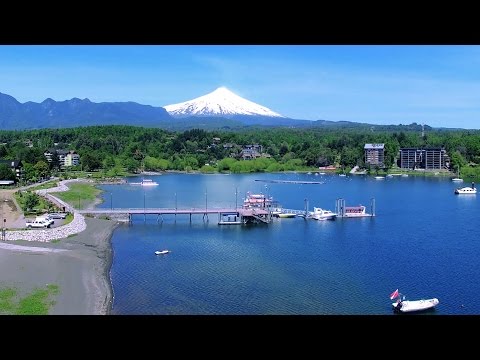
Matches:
[[96, 173, 480, 315]]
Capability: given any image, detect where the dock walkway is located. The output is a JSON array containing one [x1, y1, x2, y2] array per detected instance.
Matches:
[[79, 207, 272, 224]]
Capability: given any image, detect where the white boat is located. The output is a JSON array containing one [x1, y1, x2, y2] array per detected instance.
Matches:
[[309, 207, 337, 220], [455, 182, 476, 194], [374, 176, 385, 180], [277, 213, 296, 218], [451, 168, 463, 182], [131, 179, 159, 186], [155, 250, 170, 255], [271, 207, 296, 218], [390, 289, 439, 313], [392, 298, 439, 313]]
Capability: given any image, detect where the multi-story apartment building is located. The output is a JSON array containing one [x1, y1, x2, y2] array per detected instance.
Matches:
[[44, 149, 80, 168], [364, 143, 385, 168], [399, 147, 449, 170]]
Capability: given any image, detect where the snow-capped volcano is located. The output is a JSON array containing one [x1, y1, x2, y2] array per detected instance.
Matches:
[[164, 87, 285, 118]]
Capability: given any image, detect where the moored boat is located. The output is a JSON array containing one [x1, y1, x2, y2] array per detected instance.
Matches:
[[455, 182, 476, 194], [343, 205, 367, 217], [271, 206, 296, 218], [451, 168, 463, 182], [277, 213, 296, 218], [309, 207, 337, 220], [131, 179, 159, 186]]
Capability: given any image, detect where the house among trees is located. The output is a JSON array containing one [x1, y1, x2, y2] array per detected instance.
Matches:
[[364, 143, 385, 168], [399, 147, 450, 170], [0, 159, 23, 180], [240, 144, 263, 160], [64, 151, 80, 167], [44, 149, 80, 169]]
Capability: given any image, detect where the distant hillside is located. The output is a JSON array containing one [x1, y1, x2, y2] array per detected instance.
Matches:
[[0, 92, 173, 130], [0, 91, 439, 132]]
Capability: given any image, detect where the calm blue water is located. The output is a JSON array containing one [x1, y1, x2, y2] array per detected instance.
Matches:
[[96, 173, 480, 315]]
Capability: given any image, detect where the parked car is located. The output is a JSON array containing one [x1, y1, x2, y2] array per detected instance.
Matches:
[[48, 212, 67, 219], [36, 215, 54, 225], [26, 219, 51, 228]]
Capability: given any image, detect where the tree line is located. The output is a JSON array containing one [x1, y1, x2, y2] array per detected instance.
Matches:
[[0, 125, 479, 183]]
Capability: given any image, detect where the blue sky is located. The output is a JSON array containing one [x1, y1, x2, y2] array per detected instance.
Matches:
[[0, 45, 479, 129]]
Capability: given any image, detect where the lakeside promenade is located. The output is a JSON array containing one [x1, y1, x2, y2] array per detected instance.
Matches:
[[0, 179, 117, 315]]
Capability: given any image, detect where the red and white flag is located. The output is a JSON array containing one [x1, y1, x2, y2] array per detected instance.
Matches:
[[389, 289, 399, 300]]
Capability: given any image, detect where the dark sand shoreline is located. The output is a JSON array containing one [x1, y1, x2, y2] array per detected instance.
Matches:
[[0, 218, 119, 315], [0, 179, 121, 315]]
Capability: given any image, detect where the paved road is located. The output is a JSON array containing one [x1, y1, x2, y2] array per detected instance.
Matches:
[[1, 177, 61, 229]]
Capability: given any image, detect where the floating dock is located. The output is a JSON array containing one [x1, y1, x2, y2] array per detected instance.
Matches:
[[218, 212, 243, 225], [255, 179, 324, 184], [335, 198, 375, 218]]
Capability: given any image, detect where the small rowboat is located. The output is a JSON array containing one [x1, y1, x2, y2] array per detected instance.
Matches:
[[155, 250, 170, 255]]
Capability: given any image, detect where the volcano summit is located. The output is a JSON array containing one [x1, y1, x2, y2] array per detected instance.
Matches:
[[164, 87, 285, 118]]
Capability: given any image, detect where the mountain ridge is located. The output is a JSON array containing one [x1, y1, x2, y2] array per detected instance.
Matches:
[[0, 91, 437, 132], [0, 92, 173, 130]]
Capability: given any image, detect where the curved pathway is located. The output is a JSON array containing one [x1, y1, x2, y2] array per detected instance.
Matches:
[[4, 179, 87, 242]]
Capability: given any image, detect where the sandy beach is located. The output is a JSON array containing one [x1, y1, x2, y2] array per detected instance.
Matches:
[[0, 217, 118, 314], [0, 181, 119, 315]]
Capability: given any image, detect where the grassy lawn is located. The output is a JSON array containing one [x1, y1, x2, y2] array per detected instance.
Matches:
[[0, 284, 59, 315], [51, 182, 102, 210], [27, 181, 59, 191], [14, 190, 56, 215]]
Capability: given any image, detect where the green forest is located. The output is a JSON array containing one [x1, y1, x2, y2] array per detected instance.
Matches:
[[1, 125, 479, 183]]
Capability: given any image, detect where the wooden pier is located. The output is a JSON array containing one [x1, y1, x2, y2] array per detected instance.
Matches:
[[78, 207, 272, 225], [77, 198, 375, 224]]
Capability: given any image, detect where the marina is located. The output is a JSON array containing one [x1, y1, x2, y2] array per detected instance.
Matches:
[[103, 172, 480, 315], [82, 190, 375, 225]]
